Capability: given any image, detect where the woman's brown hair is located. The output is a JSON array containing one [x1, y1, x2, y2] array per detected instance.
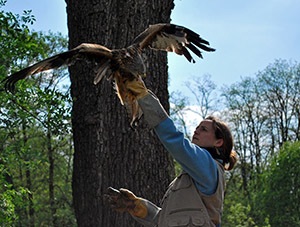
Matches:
[[205, 116, 238, 170]]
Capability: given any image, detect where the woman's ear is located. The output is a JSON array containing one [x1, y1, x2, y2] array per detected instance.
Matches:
[[214, 138, 224, 148]]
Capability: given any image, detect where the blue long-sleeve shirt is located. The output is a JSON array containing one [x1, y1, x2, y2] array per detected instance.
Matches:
[[136, 95, 222, 226], [154, 117, 218, 196]]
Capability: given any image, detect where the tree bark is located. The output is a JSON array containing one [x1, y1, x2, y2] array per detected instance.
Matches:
[[65, 0, 175, 226], [22, 124, 35, 227], [47, 127, 57, 226]]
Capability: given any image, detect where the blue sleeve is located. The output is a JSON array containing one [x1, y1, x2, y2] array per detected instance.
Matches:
[[154, 117, 218, 195]]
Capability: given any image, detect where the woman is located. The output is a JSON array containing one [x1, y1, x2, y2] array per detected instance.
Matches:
[[105, 78, 238, 227]]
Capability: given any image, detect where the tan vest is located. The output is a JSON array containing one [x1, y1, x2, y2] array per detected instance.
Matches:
[[157, 162, 225, 227]]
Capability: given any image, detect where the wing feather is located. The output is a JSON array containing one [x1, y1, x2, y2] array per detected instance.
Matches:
[[181, 47, 194, 63], [186, 43, 203, 60], [2, 43, 113, 92], [132, 23, 215, 63], [132, 24, 166, 49]]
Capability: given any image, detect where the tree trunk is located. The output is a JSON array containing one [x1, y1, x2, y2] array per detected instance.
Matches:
[[47, 127, 57, 226], [22, 124, 35, 227], [65, 0, 175, 226]]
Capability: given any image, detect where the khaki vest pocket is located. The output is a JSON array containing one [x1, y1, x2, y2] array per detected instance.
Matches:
[[168, 215, 190, 226], [167, 214, 207, 226]]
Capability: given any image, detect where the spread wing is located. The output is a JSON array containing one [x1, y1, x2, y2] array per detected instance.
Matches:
[[132, 23, 215, 63], [2, 43, 113, 92]]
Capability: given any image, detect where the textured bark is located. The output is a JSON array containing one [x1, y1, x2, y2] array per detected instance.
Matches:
[[65, 0, 175, 226]]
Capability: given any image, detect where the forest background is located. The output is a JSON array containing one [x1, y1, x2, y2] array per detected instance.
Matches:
[[1, 0, 300, 226]]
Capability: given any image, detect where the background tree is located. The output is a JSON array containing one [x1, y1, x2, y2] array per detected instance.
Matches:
[[170, 75, 217, 140], [258, 141, 300, 226], [65, 0, 175, 226], [257, 59, 300, 147], [170, 59, 300, 226], [0, 3, 75, 225], [185, 74, 218, 118], [222, 77, 268, 196], [2, 0, 300, 225], [170, 91, 191, 139], [220, 60, 300, 226]]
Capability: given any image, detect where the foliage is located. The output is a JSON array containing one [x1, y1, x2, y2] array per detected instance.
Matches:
[[221, 60, 299, 226], [224, 203, 256, 227], [258, 141, 300, 226], [0, 3, 38, 76], [1, 0, 300, 225], [221, 59, 300, 193], [0, 183, 29, 226], [171, 59, 300, 226], [0, 3, 75, 226]]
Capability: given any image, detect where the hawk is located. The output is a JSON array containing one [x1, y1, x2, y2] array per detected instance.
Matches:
[[2, 23, 215, 125]]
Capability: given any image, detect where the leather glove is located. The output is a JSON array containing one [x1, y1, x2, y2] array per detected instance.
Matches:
[[125, 76, 168, 128], [125, 76, 149, 99], [104, 187, 148, 218]]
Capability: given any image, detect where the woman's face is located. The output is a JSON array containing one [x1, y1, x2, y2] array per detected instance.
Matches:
[[192, 119, 223, 148]]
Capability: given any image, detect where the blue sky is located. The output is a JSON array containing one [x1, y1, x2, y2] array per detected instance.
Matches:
[[3, 0, 300, 99]]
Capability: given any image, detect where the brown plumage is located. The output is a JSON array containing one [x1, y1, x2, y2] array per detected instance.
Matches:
[[2, 23, 215, 126]]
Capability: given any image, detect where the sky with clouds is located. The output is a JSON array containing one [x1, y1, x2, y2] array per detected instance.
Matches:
[[3, 0, 300, 99]]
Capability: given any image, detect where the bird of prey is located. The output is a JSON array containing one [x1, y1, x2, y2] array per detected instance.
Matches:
[[2, 23, 215, 126]]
